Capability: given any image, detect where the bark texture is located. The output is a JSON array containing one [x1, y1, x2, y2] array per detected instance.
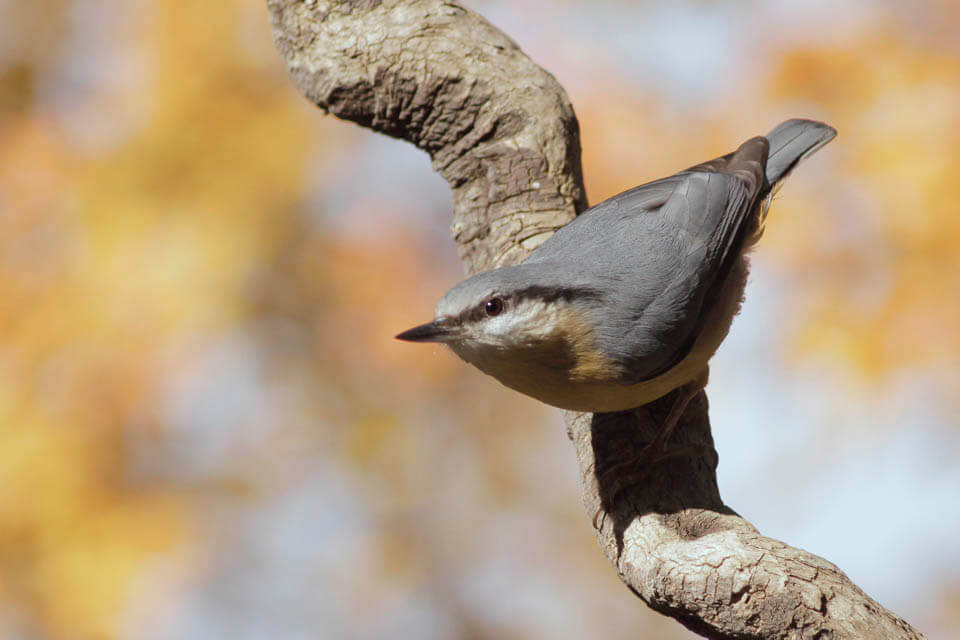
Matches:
[[268, 0, 584, 272], [267, 1, 926, 638]]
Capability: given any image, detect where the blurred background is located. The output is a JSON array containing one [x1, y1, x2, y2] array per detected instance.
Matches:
[[1, 0, 958, 638]]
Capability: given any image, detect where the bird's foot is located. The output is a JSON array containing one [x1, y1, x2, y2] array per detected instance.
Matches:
[[591, 370, 710, 530]]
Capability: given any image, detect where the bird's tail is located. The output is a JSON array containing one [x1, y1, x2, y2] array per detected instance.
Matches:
[[764, 118, 837, 189], [745, 119, 836, 248]]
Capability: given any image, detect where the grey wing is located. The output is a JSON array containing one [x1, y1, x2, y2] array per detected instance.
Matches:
[[621, 163, 762, 381], [546, 137, 769, 383], [525, 176, 682, 265]]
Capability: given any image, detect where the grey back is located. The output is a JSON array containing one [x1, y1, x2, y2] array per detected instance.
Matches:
[[521, 120, 835, 382]]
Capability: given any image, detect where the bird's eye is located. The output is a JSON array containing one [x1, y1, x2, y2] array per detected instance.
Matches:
[[484, 297, 504, 317]]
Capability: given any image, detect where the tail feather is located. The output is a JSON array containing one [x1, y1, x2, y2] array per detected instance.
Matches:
[[764, 119, 837, 188]]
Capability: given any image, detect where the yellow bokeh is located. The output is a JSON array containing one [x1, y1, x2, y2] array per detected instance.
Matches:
[[1, 1, 957, 638]]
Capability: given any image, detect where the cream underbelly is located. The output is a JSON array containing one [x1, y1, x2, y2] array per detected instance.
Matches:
[[522, 341, 714, 412], [460, 255, 751, 413]]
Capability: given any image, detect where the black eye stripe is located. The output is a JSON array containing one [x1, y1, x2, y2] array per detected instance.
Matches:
[[512, 285, 603, 304], [452, 286, 603, 325]]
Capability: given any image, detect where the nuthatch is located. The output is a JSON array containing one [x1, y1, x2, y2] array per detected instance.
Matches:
[[398, 120, 835, 421]]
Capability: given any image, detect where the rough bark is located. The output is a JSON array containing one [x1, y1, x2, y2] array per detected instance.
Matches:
[[267, 1, 926, 638], [268, 0, 584, 272]]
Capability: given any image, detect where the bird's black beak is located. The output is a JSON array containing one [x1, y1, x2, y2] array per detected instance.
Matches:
[[395, 320, 457, 343]]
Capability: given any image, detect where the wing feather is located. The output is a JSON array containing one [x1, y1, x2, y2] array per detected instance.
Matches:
[[616, 137, 768, 381]]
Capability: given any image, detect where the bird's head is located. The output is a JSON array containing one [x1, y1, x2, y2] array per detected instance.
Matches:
[[396, 265, 613, 387]]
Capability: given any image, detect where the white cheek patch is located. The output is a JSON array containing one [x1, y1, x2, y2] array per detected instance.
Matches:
[[484, 298, 562, 346]]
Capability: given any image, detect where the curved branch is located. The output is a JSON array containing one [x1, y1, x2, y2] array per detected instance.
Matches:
[[267, 1, 925, 638], [268, 0, 584, 273], [570, 396, 923, 639]]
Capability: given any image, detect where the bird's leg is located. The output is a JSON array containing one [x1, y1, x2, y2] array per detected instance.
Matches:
[[642, 367, 709, 462], [593, 369, 710, 528]]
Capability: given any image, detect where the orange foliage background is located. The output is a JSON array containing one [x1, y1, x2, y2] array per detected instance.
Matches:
[[0, 1, 957, 639]]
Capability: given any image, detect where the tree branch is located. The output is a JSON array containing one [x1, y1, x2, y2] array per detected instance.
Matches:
[[267, 1, 925, 637], [268, 0, 584, 273]]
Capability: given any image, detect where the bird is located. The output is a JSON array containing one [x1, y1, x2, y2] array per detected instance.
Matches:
[[397, 119, 835, 422]]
